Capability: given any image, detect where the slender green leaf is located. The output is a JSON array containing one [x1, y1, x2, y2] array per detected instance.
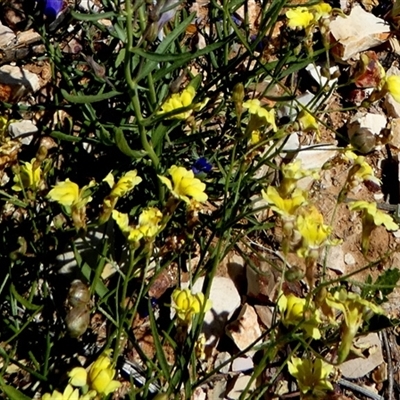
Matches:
[[0, 379, 31, 400], [10, 284, 41, 311], [71, 10, 117, 21], [114, 128, 146, 159], [61, 89, 122, 104]]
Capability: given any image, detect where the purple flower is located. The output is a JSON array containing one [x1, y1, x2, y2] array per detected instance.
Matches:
[[192, 157, 212, 175], [39, 0, 63, 19]]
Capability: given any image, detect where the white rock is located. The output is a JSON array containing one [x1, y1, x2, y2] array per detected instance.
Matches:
[[324, 245, 345, 274], [295, 144, 338, 190], [231, 357, 254, 372], [340, 333, 384, 379], [191, 276, 241, 347], [192, 387, 206, 400], [8, 120, 38, 145], [347, 112, 387, 138], [0, 65, 40, 93], [281, 133, 300, 157], [329, 5, 390, 61], [78, 0, 100, 12], [214, 351, 231, 374], [0, 22, 16, 48], [226, 375, 255, 400], [306, 64, 339, 89], [344, 253, 356, 265], [226, 304, 262, 355]]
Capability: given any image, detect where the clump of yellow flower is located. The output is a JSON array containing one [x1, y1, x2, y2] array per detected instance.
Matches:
[[243, 98, 277, 134], [48, 179, 95, 230], [348, 200, 398, 253], [344, 151, 380, 189], [159, 165, 207, 204], [100, 170, 142, 223], [172, 288, 212, 324], [159, 86, 195, 119], [286, 7, 314, 29], [384, 75, 400, 103], [310, 2, 332, 21], [41, 384, 80, 400], [279, 160, 319, 198], [112, 207, 163, 245], [278, 292, 322, 339], [325, 288, 383, 363], [12, 158, 42, 191], [288, 356, 334, 397], [298, 110, 319, 133], [68, 367, 88, 387], [296, 206, 340, 260]]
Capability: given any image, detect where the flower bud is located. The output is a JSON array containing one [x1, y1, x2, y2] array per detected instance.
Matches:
[[65, 305, 90, 338]]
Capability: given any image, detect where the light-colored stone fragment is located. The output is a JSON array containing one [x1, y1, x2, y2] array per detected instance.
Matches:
[[0, 65, 40, 93], [347, 112, 387, 138], [330, 5, 390, 61], [226, 304, 262, 355], [390, 118, 400, 148], [340, 333, 384, 379], [344, 253, 356, 265], [231, 357, 254, 372], [0, 22, 16, 48], [226, 375, 256, 400], [192, 276, 241, 347], [295, 144, 338, 190], [214, 351, 231, 374], [254, 305, 274, 328], [8, 120, 38, 145], [324, 245, 345, 274], [306, 63, 339, 89]]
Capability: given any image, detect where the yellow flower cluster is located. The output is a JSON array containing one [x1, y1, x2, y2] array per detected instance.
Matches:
[[113, 207, 163, 244], [172, 288, 212, 324], [159, 165, 208, 204], [384, 75, 400, 103], [41, 351, 120, 400], [159, 86, 196, 120], [344, 150, 380, 189], [243, 98, 277, 137], [12, 159, 42, 192], [285, 2, 332, 30], [278, 292, 322, 339]]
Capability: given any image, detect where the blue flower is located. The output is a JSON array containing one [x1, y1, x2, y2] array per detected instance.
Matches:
[[192, 157, 212, 175], [40, 0, 63, 19]]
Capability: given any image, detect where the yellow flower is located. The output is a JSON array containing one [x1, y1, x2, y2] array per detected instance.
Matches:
[[325, 288, 382, 363], [278, 293, 322, 339], [41, 385, 79, 400], [12, 159, 42, 191], [109, 170, 142, 198], [385, 75, 400, 103], [138, 207, 163, 237], [262, 186, 307, 219], [88, 350, 121, 396], [296, 206, 339, 259], [250, 130, 262, 145], [286, 7, 314, 29], [195, 333, 207, 360], [288, 357, 334, 396], [172, 288, 212, 324], [311, 2, 332, 20], [112, 208, 163, 244], [243, 99, 277, 132], [68, 367, 87, 387], [348, 200, 398, 253], [298, 110, 319, 132], [48, 179, 93, 209], [159, 86, 196, 119], [159, 165, 207, 204], [344, 151, 380, 188]]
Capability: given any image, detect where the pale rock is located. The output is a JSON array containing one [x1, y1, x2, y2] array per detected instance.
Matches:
[[0, 22, 16, 48], [231, 357, 254, 372], [344, 253, 356, 265], [281, 133, 300, 158], [306, 64, 339, 89], [192, 387, 206, 400], [191, 276, 241, 347], [347, 112, 387, 138], [214, 351, 231, 374], [254, 305, 274, 328], [329, 5, 390, 61], [8, 120, 38, 145], [390, 118, 400, 148], [226, 374, 255, 400], [393, 229, 400, 238], [340, 333, 384, 379], [324, 245, 345, 274], [295, 144, 338, 190], [226, 304, 262, 355], [78, 0, 100, 12], [0, 65, 40, 93]]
